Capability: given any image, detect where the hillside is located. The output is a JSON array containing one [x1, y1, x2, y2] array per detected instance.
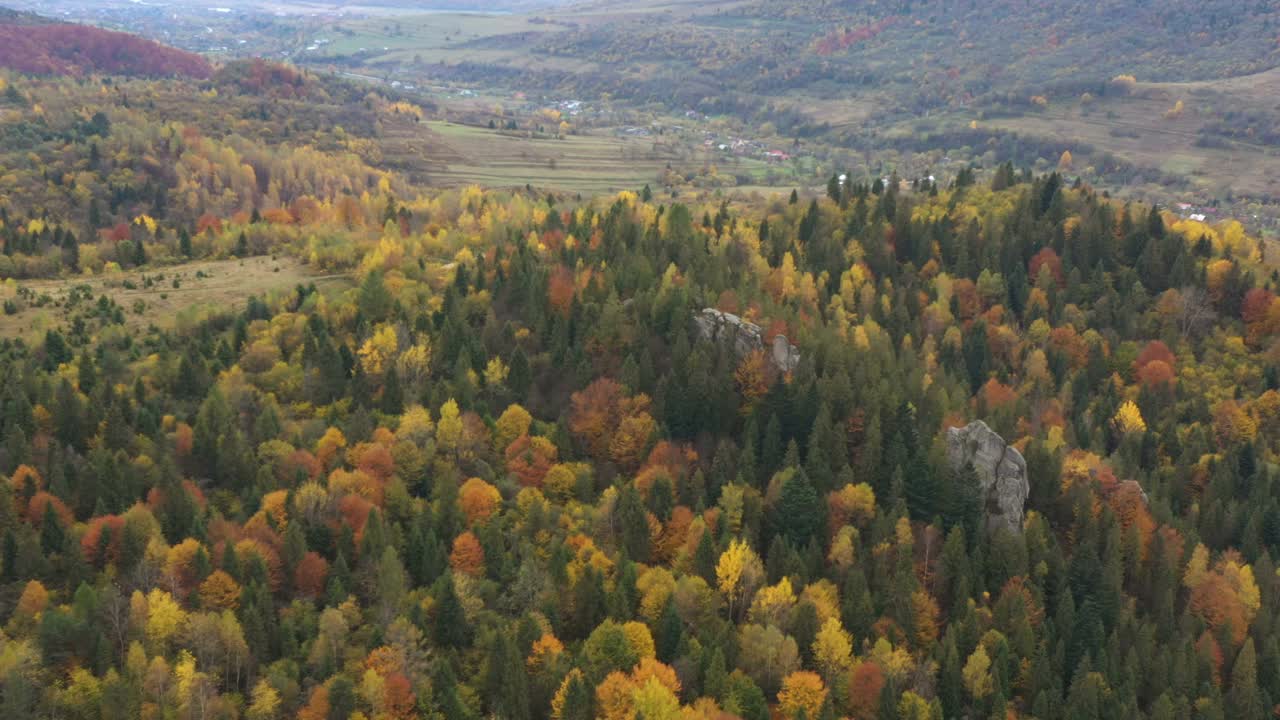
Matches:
[[0, 20, 211, 78], [2, 5, 1280, 720]]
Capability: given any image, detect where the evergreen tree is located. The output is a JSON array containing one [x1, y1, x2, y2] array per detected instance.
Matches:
[[487, 632, 531, 720], [433, 574, 472, 648], [775, 468, 822, 548], [616, 484, 651, 562]]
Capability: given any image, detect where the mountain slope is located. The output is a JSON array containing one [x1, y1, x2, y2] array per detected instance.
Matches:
[[0, 16, 211, 78]]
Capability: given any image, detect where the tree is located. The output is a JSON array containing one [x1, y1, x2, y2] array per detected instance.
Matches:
[[488, 631, 531, 720], [495, 404, 534, 451], [506, 434, 557, 487], [775, 468, 821, 547], [1225, 638, 1260, 719], [717, 539, 764, 619], [616, 484, 651, 562], [376, 546, 407, 626], [198, 570, 241, 611], [459, 477, 502, 525], [246, 680, 282, 720], [450, 531, 485, 577], [433, 575, 471, 648], [778, 671, 827, 720], [358, 269, 394, 322], [737, 623, 800, 695], [962, 644, 994, 701], [847, 662, 885, 720], [552, 669, 593, 720], [813, 617, 853, 680], [294, 552, 329, 598]]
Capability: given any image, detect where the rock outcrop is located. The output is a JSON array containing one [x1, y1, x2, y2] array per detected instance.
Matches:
[[946, 420, 1030, 535], [693, 308, 801, 373]]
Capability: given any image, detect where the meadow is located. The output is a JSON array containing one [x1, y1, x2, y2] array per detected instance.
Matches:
[[0, 256, 350, 341]]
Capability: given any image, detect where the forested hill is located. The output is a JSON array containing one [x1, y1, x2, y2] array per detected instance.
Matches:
[[0, 87, 1279, 717], [528, 0, 1280, 108], [0, 13, 211, 79], [0, 22, 1279, 720]]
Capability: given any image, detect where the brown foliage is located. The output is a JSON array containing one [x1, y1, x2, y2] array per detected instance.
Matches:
[[27, 491, 72, 528], [81, 514, 125, 566], [505, 434, 557, 487], [0, 23, 212, 78], [847, 661, 885, 720], [548, 265, 576, 316], [450, 531, 485, 577], [459, 478, 502, 525], [1029, 247, 1064, 287], [199, 570, 241, 611], [569, 378, 654, 464], [294, 552, 329, 598]]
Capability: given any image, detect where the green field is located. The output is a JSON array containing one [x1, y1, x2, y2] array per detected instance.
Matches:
[[973, 74, 1280, 202], [377, 119, 734, 193], [0, 256, 351, 341], [308, 12, 551, 66]]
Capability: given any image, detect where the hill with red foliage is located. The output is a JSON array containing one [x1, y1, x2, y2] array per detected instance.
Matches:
[[0, 22, 211, 79], [812, 18, 896, 56], [215, 59, 314, 99]]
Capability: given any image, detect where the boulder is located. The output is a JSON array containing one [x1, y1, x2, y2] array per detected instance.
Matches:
[[693, 308, 800, 373], [946, 420, 1030, 535]]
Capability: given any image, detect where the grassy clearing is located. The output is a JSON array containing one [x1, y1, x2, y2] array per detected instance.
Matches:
[[394, 121, 696, 192], [976, 88, 1280, 199], [0, 256, 350, 341], [310, 13, 546, 65]]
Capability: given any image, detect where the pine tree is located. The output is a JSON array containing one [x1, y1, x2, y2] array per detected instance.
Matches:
[[616, 485, 651, 562], [507, 346, 532, 399], [380, 367, 404, 415], [656, 598, 683, 662], [1225, 639, 1260, 719], [486, 631, 531, 720], [946, 462, 983, 542], [694, 529, 717, 585], [557, 670, 594, 720], [434, 574, 471, 648], [376, 546, 407, 627], [775, 468, 821, 548]]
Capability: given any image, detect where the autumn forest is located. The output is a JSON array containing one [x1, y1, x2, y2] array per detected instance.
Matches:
[[0, 7, 1277, 720]]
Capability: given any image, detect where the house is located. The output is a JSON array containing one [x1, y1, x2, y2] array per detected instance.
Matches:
[[765, 151, 791, 162]]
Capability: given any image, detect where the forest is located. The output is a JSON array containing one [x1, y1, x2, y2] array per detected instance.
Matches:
[[0, 43, 1278, 720]]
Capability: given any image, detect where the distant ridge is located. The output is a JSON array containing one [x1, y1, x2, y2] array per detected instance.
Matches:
[[0, 8, 211, 79]]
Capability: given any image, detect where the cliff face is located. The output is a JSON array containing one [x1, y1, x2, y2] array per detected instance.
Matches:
[[693, 308, 800, 373], [946, 420, 1030, 535]]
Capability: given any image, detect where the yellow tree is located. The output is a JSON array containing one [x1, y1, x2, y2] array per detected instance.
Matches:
[[962, 645, 993, 700], [777, 671, 827, 720], [734, 349, 770, 410], [716, 539, 764, 619], [494, 404, 533, 452], [1113, 401, 1147, 434], [359, 324, 399, 376], [246, 679, 282, 720], [813, 617, 854, 680], [145, 588, 189, 651], [199, 570, 241, 611], [483, 357, 510, 390], [436, 399, 463, 454], [748, 577, 796, 627]]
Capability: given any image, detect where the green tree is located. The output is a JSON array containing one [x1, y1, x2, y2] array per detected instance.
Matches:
[[775, 468, 822, 548]]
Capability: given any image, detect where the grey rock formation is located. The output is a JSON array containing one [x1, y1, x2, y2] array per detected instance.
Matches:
[[693, 308, 800, 373], [946, 420, 1030, 535]]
